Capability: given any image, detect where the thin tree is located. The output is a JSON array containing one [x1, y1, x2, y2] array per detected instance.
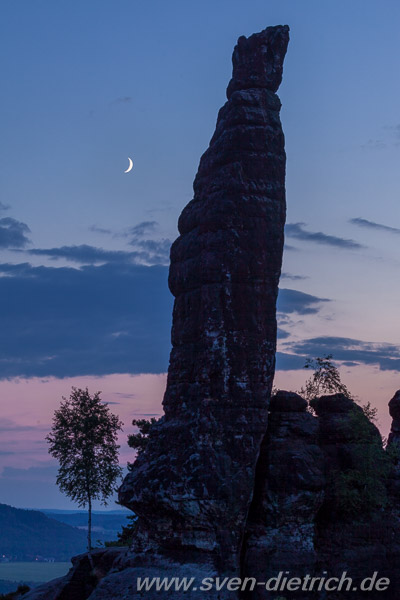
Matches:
[[46, 387, 123, 550], [297, 354, 379, 422], [298, 354, 352, 402]]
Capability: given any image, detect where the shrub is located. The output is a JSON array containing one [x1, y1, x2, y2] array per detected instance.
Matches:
[[331, 406, 396, 518]]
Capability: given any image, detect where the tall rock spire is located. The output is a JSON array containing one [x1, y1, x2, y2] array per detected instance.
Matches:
[[119, 24, 289, 574]]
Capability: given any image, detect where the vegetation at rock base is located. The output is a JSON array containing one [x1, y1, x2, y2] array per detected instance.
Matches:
[[0, 585, 30, 599], [46, 387, 123, 550], [104, 418, 158, 547], [127, 418, 158, 455], [105, 514, 138, 547], [330, 406, 398, 518], [127, 417, 161, 471]]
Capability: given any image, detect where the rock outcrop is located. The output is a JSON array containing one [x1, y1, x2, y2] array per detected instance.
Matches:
[[240, 393, 400, 599], [388, 390, 400, 446], [243, 391, 325, 596], [312, 394, 399, 600], [118, 24, 289, 579], [24, 548, 126, 600]]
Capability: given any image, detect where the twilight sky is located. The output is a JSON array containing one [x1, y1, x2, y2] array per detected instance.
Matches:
[[1, 0, 400, 509]]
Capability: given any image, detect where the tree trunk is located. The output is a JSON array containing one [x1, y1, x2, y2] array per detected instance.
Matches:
[[87, 495, 92, 551]]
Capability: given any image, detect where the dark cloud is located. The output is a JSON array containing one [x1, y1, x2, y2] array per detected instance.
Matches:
[[111, 96, 132, 105], [89, 225, 112, 235], [0, 202, 10, 212], [136, 413, 162, 417], [281, 272, 308, 281], [285, 222, 364, 249], [99, 221, 172, 264], [350, 217, 400, 235], [129, 238, 171, 265], [25, 243, 169, 266], [128, 221, 158, 238], [276, 352, 307, 371], [0, 256, 326, 379], [277, 288, 330, 315], [0, 217, 31, 248], [26, 245, 139, 264], [0, 262, 172, 379], [284, 336, 400, 372], [123, 222, 171, 265], [277, 328, 290, 340], [24, 218, 172, 267]]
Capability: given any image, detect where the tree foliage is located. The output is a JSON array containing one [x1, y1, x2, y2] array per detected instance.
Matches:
[[105, 514, 138, 547], [127, 418, 158, 455], [0, 585, 30, 599], [46, 387, 123, 550]]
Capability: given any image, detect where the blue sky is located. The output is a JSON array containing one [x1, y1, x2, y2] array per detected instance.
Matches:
[[1, 0, 400, 508]]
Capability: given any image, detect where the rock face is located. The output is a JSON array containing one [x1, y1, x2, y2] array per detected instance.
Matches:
[[119, 24, 289, 575], [387, 390, 400, 528], [241, 393, 400, 600], [311, 394, 400, 600], [310, 392, 380, 517], [243, 391, 325, 596], [388, 390, 400, 446], [23, 548, 126, 600]]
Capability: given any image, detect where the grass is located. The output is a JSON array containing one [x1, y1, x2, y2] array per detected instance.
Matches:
[[0, 562, 71, 583]]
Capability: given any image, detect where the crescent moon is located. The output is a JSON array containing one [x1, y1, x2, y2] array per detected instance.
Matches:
[[124, 157, 133, 173]]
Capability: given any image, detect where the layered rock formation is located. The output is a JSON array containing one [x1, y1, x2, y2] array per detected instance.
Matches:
[[242, 393, 400, 600], [388, 390, 400, 446], [119, 24, 289, 576], [312, 394, 400, 600], [243, 391, 325, 595]]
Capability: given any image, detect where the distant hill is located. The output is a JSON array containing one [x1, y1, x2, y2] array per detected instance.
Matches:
[[42, 510, 131, 543], [0, 504, 87, 561]]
